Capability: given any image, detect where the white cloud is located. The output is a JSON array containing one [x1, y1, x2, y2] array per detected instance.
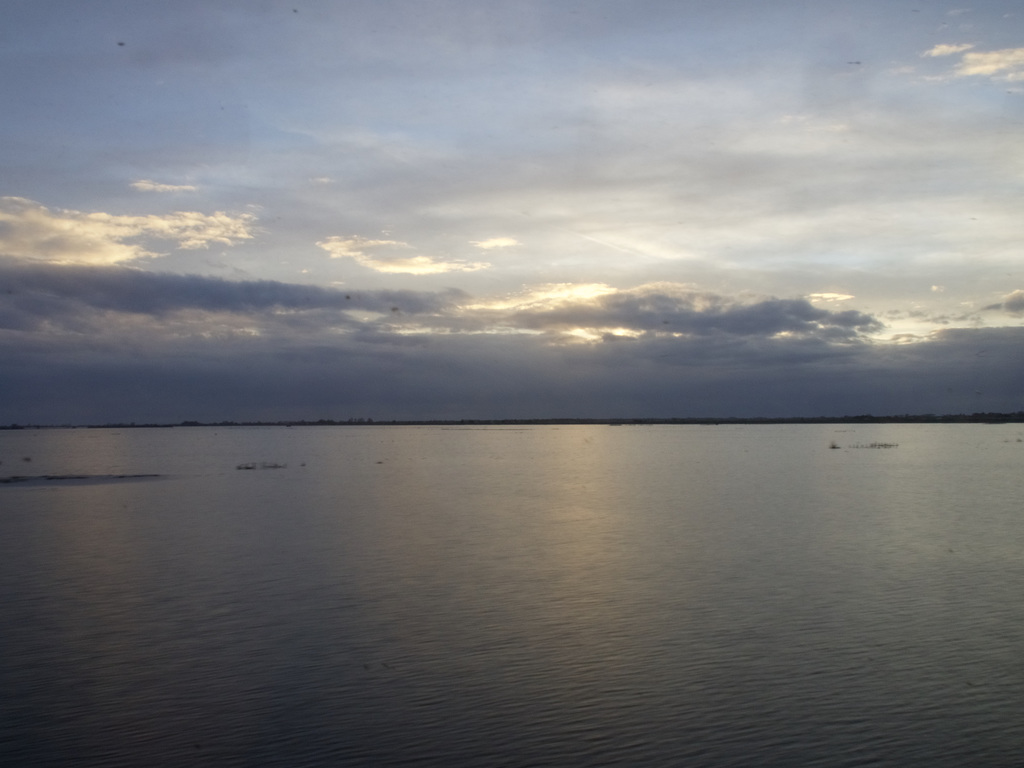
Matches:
[[131, 179, 198, 193], [922, 43, 974, 57], [955, 47, 1024, 80], [471, 237, 520, 249], [317, 235, 489, 275], [0, 196, 256, 265], [809, 292, 854, 302]]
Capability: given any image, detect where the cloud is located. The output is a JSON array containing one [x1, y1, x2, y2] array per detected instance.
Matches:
[[0, 262, 882, 348], [954, 47, 1024, 80], [0, 258, 464, 332], [465, 283, 618, 312], [458, 283, 881, 342], [2, 312, 1021, 424], [0, 197, 255, 265], [317, 235, 489, 274], [131, 180, 198, 193], [809, 293, 854, 302], [1004, 290, 1024, 314], [985, 289, 1024, 315], [922, 43, 975, 57], [471, 237, 520, 249], [4, 264, 1023, 423]]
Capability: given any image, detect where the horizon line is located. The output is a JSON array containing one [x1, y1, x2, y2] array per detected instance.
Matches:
[[5, 412, 1024, 430]]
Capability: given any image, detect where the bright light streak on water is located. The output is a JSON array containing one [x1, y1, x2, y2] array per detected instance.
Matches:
[[1, 424, 1023, 766]]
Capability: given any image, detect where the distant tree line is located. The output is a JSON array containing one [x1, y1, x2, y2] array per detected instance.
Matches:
[[4, 412, 1024, 430]]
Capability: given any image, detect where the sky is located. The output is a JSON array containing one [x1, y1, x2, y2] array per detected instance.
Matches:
[[2, 0, 1023, 423]]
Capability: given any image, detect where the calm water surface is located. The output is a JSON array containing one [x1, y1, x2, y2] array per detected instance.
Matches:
[[1, 424, 1023, 766]]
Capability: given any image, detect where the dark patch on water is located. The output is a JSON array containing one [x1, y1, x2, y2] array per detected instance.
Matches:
[[0, 473, 164, 486]]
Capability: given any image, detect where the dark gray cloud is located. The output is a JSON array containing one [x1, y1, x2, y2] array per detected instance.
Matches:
[[1007, 292, 1024, 315], [1, 261, 1021, 424], [0, 259, 879, 343], [0, 258, 465, 331], [2, 322, 1022, 425], [985, 290, 1024, 316], [504, 291, 881, 338]]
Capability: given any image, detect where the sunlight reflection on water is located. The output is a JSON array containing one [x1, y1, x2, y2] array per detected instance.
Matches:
[[2, 424, 1023, 766]]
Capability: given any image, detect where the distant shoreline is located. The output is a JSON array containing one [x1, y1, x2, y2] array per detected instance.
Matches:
[[4, 413, 1024, 430]]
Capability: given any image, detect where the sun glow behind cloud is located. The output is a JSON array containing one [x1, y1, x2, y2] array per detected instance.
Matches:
[[464, 283, 619, 312]]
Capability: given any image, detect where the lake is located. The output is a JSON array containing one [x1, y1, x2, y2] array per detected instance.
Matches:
[[1, 424, 1022, 766]]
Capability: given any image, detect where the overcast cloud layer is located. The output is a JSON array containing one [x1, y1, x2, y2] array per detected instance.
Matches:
[[1, 1, 1022, 422]]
